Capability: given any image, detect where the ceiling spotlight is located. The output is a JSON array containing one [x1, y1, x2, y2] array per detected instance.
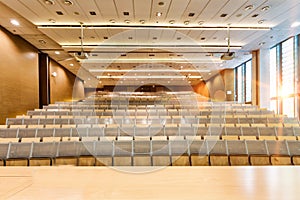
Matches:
[[198, 21, 204, 25], [169, 20, 175, 24], [124, 19, 130, 23], [109, 19, 116, 23], [48, 18, 56, 23], [70, 63, 74, 67], [140, 19, 145, 24], [259, 42, 265, 46], [244, 5, 254, 11], [258, 19, 265, 24], [10, 19, 20, 26], [44, 0, 54, 5], [51, 72, 57, 77], [38, 39, 46, 44], [158, 2, 164, 6], [54, 51, 60, 55], [63, 0, 73, 6], [184, 20, 190, 25], [261, 6, 270, 11], [156, 12, 162, 17], [291, 21, 300, 28]]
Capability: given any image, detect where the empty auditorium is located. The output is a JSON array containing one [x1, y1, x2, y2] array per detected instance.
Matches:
[[1, 0, 300, 199]]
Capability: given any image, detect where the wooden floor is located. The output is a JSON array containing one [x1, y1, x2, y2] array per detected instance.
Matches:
[[0, 166, 299, 199]]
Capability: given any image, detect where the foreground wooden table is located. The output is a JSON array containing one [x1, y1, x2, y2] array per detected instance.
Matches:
[[0, 166, 299, 199]]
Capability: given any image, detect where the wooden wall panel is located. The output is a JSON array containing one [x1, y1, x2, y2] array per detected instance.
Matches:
[[0, 27, 39, 124], [49, 59, 84, 103]]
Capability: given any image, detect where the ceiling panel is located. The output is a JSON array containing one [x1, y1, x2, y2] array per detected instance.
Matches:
[[95, 0, 118, 20], [133, 0, 152, 21], [150, 0, 172, 23], [165, 0, 190, 21], [75, 0, 103, 23], [195, 0, 229, 23], [181, 0, 210, 23], [114, 0, 134, 21]]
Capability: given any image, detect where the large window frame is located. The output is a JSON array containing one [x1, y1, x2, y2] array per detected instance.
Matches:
[[235, 59, 252, 104]]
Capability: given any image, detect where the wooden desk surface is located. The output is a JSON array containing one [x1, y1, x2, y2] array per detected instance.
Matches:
[[0, 166, 299, 200]]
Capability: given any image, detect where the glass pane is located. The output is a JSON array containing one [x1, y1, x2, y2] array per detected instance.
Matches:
[[237, 65, 244, 103], [270, 100, 277, 114], [269, 47, 277, 98], [283, 98, 295, 117], [245, 60, 252, 102], [281, 38, 295, 97]]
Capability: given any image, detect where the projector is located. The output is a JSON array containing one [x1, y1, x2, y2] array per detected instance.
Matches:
[[75, 51, 88, 60], [220, 52, 235, 60]]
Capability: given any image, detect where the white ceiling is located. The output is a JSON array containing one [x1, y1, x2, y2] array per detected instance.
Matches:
[[0, 0, 300, 87]]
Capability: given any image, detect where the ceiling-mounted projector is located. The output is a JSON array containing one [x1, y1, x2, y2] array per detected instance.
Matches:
[[75, 51, 88, 60], [221, 52, 235, 60]]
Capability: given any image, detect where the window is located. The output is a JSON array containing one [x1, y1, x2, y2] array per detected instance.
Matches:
[[268, 36, 297, 118], [281, 37, 295, 117], [269, 47, 278, 113], [245, 60, 252, 103], [235, 60, 252, 103]]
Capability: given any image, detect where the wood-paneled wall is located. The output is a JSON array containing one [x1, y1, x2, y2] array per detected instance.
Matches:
[[49, 59, 84, 103], [0, 27, 39, 124]]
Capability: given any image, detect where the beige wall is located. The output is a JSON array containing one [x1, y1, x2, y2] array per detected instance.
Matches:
[[0, 27, 39, 124], [49, 59, 85, 103], [193, 70, 234, 101]]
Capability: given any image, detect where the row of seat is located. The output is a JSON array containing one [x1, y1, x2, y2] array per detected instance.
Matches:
[[0, 140, 299, 166], [1, 126, 299, 138]]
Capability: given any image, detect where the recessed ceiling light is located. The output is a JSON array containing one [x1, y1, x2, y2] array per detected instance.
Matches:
[[51, 72, 57, 77], [156, 12, 162, 17], [169, 20, 175, 24], [140, 19, 145, 24], [244, 5, 254, 11], [48, 18, 56, 23], [252, 14, 259, 18], [177, 37, 181, 40], [123, 12, 129, 16], [158, 2, 164, 6], [184, 20, 189, 25], [153, 37, 157, 40], [109, 19, 115, 23], [44, 0, 54, 5], [54, 51, 60, 55], [200, 37, 206, 41], [38, 39, 46, 44], [124, 19, 130, 23], [236, 13, 243, 18], [291, 22, 300, 28], [198, 21, 204, 25], [261, 6, 270, 11], [220, 14, 228, 18], [188, 13, 195, 17], [10, 19, 20, 26], [89, 11, 96, 15], [56, 11, 64, 15], [74, 12, 80, 15], [258, 19, 265, 24], [128, 36, 133, 40], [70, 63, 74, 67], [103, 36, 108, 39], [259, 42, 265, 46], [63, 0, 73, 6]]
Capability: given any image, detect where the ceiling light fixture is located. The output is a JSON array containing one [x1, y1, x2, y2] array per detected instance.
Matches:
[[70, 63, 74, 66], [158, 2, 164, 6], [259, 42, 265, 46], [109, 19, 116, 23], [198, 21, 205, 25], [63, 0, 73, 6], [44, 0, 54, 5], [244, 5, 254, 11], [184, 21, 189, 25], [124, 19, 130, 24], [54, 51, 60, 55], [48, 18, 56, 23], [261, 6, 270, 11], [10, 19, 20, 26], [140, 20, 145, 24], [258, 19, 265, 24], [156, 12, 162, 17], [38, 39, 46, 44], [291, 22, 300, 28], [169, 20, 175, 24], [51, 72, 57, 77]]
